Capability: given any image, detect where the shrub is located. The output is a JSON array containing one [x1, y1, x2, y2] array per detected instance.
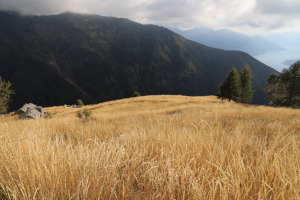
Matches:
[[44, 112, 53, 119], [82, 109, 91, 118], [76, 99, 84, 107], [76, 111, 83, 118], [76, 109, 93, 120], [132, 91, 141, 97]]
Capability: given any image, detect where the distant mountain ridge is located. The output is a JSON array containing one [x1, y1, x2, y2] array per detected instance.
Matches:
[[170, 26, 284, 56], [0, 11, 277, 110]]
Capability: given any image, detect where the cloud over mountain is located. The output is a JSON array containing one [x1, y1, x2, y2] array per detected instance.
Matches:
[[1, 0, 299, 33]]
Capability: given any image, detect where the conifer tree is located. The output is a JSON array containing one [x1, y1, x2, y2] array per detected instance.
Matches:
[[0, 77, 14, 114], [240, 65, 254, 103], [218, 67, 241, 102], [281, 61, 300, 107], [264, 73, 284, 105]]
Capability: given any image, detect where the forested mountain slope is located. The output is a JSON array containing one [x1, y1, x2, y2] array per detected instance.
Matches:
[[0, 11, 277, 110]]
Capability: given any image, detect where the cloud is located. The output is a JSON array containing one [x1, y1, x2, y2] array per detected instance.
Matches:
[[138, 0, 258, 29], [0, 0, 70, 14], [0, 0, 299, 33], [227, 0, 300, 32], [255, 0, 300, 15]]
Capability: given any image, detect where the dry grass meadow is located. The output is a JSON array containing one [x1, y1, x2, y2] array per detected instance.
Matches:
[[0, 95, 299, 199]]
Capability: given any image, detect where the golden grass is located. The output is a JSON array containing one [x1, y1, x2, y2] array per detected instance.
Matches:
[[0, 95, 299, 199]]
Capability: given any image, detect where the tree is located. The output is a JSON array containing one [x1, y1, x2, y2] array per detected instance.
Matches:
[[264, 73, 285, 106], [281, 61, 300, 106], [0, 77, 14, 114], [76, 99, 84, 107], [218, 67, 241, 102], [240, 65, 254, 103], [264, 61, 300, 107]]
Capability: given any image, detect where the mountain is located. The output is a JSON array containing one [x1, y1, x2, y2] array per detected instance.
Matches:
[[0, 11, 276, 111], [169, 27, 284, 56]]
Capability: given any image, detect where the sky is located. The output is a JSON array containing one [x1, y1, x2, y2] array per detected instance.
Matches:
[[1, 0, 300, 35]]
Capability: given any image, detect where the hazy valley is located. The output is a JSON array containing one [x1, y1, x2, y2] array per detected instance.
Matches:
[[169, 26, 300, 72]]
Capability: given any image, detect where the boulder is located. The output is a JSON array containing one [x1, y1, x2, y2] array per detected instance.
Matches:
[[15, 103, 44, 119]]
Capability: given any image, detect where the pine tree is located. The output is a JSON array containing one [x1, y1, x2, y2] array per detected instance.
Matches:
[[281, 61, 300, 107], [0, 77, 14, 114], [264, 73, 285, 105], [240, 65, 254, 103], [218, 67, 241, 102]]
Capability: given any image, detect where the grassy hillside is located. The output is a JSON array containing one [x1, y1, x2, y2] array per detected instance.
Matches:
[[0, 11, 276, 111], [1, 95, 299, 199]]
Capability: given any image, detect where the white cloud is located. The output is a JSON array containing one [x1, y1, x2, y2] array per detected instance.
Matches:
[[0, 0, 300, 34]]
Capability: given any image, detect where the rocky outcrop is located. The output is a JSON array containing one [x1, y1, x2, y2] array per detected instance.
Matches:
[[15, 103, 44, 119]]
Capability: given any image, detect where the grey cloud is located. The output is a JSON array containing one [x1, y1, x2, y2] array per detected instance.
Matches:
[[224, 0, 300, 31], [141, 0, 202, 22], [0, 0, 300, 33], [0, 0, 73, 14], [230, 17, 291, 30], [0, 0, 133, 15], [255, 0, 300, 15]]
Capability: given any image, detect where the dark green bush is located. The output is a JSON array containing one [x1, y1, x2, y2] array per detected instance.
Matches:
[[132, 91, 141, 97]]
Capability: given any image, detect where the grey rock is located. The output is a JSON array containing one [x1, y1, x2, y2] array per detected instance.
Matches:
[[15, 103, 44, 119], [15, 103, 36, 114]]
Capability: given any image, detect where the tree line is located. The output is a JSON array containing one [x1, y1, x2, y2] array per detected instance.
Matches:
[[264, 61, 300, 108], [218, 61, 300, 108], [0, 61, 299, 113]]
